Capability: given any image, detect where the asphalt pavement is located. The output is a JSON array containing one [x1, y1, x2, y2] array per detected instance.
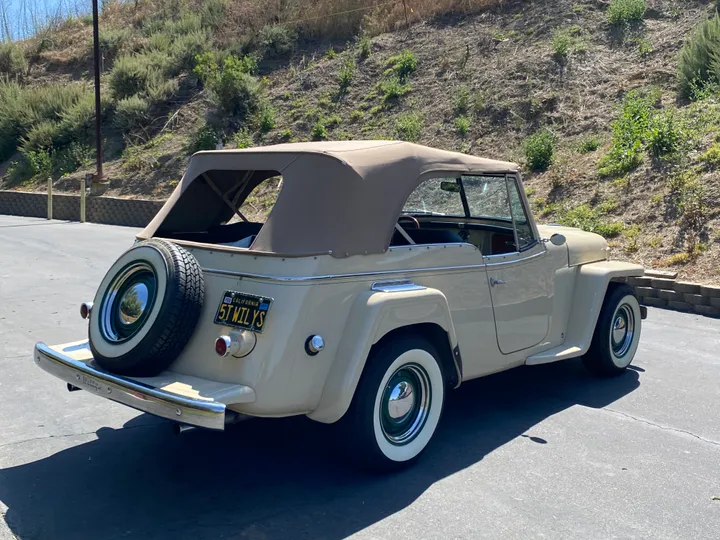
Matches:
[[0, 214, 719, 540]]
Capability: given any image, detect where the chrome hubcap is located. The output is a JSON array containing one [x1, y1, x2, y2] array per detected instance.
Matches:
[[119, 282, 149, 325], [100, 262, 157, 343], [387, 381, 415, 421], [610, 304, 635, 358], [380, 363, 431, 446]]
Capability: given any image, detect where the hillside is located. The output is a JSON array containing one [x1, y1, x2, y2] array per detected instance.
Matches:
[[1, 0, 719, 284]]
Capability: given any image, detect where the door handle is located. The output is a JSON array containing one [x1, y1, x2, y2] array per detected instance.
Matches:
[[490, 277, 506, 287]]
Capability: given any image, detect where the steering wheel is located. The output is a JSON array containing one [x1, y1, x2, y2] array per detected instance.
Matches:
[[398, 215, 421, 229]]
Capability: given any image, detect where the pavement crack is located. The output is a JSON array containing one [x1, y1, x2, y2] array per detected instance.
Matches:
[[0, 422, 159, 449], [604, 407, 720, 448]]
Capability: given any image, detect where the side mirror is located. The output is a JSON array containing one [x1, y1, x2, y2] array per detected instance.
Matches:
[[549, 233, 566, 246]]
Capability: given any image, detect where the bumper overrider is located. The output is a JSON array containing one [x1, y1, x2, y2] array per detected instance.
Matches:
[[33, 342, 255, 430]]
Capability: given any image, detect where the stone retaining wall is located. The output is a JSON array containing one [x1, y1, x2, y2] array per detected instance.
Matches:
[[0, 190, 164, 228], [627, 276, 720, 318]]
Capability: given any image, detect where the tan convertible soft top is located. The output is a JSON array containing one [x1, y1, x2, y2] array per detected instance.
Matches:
[[139, 140, 519, 257]]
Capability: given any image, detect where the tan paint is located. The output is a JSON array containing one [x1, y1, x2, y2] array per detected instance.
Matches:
[[537, 225, 610, 267], [526, 260, 644, 365]]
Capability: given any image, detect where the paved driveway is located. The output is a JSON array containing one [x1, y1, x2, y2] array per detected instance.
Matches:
[[0, 215, 718, 540]]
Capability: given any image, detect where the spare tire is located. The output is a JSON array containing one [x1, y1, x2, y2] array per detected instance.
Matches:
[[89, 239, 204, 377]]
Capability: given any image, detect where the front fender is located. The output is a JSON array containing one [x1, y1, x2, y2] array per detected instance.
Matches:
[[527, 260, 644, 365], [307, 286, 457, 424]]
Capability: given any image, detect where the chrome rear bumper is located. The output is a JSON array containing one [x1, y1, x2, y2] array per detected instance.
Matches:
[[34, 342, 239, 430]]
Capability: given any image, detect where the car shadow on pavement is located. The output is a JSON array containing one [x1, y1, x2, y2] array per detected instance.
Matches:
[[0, 359, 639, 540]]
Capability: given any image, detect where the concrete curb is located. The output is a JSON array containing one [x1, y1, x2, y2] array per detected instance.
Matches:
[[626, 273, 720, 318]]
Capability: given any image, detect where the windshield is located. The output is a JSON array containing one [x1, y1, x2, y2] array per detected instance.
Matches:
[[402, 175, 512, 222]]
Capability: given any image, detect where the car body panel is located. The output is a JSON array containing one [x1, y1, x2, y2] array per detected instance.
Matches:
[[526, 260, 645, 365]]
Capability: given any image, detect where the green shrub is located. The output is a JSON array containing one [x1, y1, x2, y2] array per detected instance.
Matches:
[[395, 112, 423, 141], [147, 32, 173, 53], [606, 0, 646, 26], [186, 124, 217, 153], [454, 115, 470, 137], [338, 57, 355, 91], [146, 77, 178, 104], [647, 111, 682, 158], [453, 86, 471, 116], [385, 50, 418, 81], [165, 13, 202, 37], [524, 129, 555, 171], [259, 25, 297, 58], [559, 204, 623, 237], [114, 96, 151, 133], [379, 77, 410, 103], [200, 0, 227, 29], [597, 89, 656, 176], [578, 135, 601, 153], [170, 30, 209, 73], [0, 81, 91, 160], [21, 120, 60, 152], [0, 42, 27, 76], [357, 36, 372, 59], [700, 142, 720, 167], [52, 142, 93, 176], [678, 13, 720, 98], [99, 28, 131, 64], [311, 119, 328, 140], [109, 53, 175, 100], [205, 55, 262, 119], [21, 148, 52, 180], [60, 92, 110, 139], [234, 128, 253, 148], [552, 28, 572, 61], [109, 55, 153, 100], [257, 103, 276, 133]]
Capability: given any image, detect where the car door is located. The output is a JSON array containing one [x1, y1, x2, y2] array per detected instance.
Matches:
[[466, 175, 553, 354]]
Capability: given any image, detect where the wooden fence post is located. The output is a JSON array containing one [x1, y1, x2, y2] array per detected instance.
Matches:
[[47, 178, 52, 220], [80, 177, 86, 223]]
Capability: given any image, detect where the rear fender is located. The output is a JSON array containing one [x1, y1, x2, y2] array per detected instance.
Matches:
[[307, 286, 457, 424]]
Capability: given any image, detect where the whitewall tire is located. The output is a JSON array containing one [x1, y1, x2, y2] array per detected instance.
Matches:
[[583, 284, 642, 377], [89, 239, 204, 376], [342, 336, 445, 470]]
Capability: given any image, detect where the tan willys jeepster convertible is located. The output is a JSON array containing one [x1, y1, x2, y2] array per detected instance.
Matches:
[[34, 141, 647, 469]]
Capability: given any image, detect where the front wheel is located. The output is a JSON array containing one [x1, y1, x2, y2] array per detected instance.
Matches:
[[583, 284, 642, 377], [342, 336, 446, 471]]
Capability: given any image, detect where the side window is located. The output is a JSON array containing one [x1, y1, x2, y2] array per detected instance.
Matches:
[[507, 177, 535, 250], [402, 178, 465, 216], [462, 176, 511, 221]]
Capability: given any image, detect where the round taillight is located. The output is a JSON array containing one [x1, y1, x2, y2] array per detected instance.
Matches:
[[80, 302, 93, 320], [215, 336, 230, 357]]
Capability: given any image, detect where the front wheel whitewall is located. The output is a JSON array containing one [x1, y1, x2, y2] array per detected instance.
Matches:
[[372, 350, 445, 463], [583, 284, 642, 377], [608, 294, 642, 369]]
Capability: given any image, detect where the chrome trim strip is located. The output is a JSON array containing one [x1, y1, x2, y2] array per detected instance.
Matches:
[[371, 280, 427, 292], [33, 342, 228, 430], [201, 249, 546, 282], [483, 250, 546, 267], [201, 263, 487, 282]]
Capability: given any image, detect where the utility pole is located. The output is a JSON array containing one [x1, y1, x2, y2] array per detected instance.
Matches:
[[91, 0, 103, 183]]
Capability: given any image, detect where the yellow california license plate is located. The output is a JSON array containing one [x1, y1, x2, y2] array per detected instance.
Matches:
[[214, 291, 272, 333]]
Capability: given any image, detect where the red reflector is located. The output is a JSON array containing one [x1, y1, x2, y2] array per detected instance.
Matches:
[[215, 337, 228, 357]]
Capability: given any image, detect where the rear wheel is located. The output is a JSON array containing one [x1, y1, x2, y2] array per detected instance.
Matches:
[[583, 284, 641, 377], [342, 336, 445, 471]]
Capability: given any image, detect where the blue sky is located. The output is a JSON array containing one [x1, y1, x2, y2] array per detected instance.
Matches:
[[2, 0, 88, 40]]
